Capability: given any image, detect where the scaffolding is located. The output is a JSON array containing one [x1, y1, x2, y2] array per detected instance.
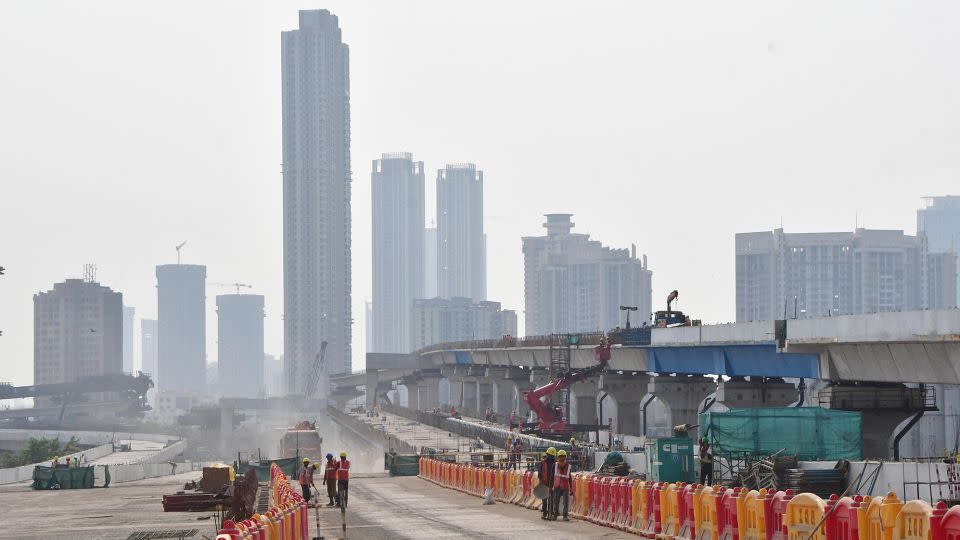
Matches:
[[549, 334, 572, 423]]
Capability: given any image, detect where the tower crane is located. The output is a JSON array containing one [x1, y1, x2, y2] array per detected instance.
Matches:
[[210, 282, 253, 294]]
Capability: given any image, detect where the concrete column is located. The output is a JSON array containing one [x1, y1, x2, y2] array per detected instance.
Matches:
[[403, 382, 420, 410], [569, 379, 600, 426], [478, 381, 494, 413], [715, 378, 797, 409], [493, 380, 515, 417], [648, 375, 716, 430], [365, 370, 379, 411], [418, 377, 442, 411], [601, 374, 651, 436], [463, 379, 479, 416]]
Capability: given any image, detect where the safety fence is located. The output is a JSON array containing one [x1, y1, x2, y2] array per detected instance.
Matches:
[[215, 463, 309, 540], [418, 456, 960, 540]]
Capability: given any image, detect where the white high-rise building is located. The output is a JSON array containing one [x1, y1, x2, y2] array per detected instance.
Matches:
[[734, 228, 950, 322], [34, 279, 123, 407], [140, 318, 158, 404], [423, 226, 438, 299], [122, 305, 135, 373], [156, 264, 206, 394], [410, 297, 517, 350], [217, 294, 265, 398], [522, 214, 652, 335], [372, 152, 424, 353], [918, 196, 960, 308], [282, 9, 352, 384], [437, 163, 485, 302]]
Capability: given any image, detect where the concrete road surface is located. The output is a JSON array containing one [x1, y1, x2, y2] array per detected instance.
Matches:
[[0, 471, 634, 539]]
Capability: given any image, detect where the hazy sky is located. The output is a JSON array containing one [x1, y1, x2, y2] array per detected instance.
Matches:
[[2, 1, 959, 386]]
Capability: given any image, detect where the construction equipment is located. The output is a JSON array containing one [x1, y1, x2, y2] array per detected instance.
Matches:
[[175, 241, 187, 264], [211, 282, 253, 295], [521, 337, 610, 439], [304, 340, 328, 398], [654, 289, 694, 327]]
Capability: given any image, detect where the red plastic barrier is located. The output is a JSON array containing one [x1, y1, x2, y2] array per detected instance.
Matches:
[[765, 490, 795, 540], [720, 488, 742, 540], [931, 502, 960, 540], [649, 482, 664, 538], [218, 520, 242, 540], [679, 484, 699, 540]]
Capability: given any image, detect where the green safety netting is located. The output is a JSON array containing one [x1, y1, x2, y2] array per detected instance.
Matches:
[[31, 466, 96, 490], [698, 407, 863, 461]]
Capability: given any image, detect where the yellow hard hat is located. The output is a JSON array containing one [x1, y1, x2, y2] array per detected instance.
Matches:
[[302, 458, 310, 463], [340, 451, 347, 458], [546, 447, 557, 456], [558, 450, 567, 457], [570, 438, 576, 444]]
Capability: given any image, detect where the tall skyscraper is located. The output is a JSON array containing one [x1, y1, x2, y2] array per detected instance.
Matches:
[[423, 225, 438, 299], [156, 264, 206, 393], [734, 228, 950, 322], [122, 305, 135, 373], [140, 318, 158, 401], [217, 294, 265, 398], [522, 214, 653, 335], [918, 196, 960, 307], [372, 152, 424, 353], [34, 279, 123, 406], [282, 9, 352, 387], [437, 163, 485, 301]]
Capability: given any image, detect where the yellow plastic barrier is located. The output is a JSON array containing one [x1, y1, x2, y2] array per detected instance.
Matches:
[[785, 492, 826, 540], [696, 485, 723, 540], [658, 483, 682, 540], [630, 481, 650, 534], [892, 500, 933, 540], [866, 493, 904, 540], [742, 489, 768, 540]]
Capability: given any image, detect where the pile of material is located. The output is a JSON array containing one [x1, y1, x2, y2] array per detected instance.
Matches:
[[735, 453, 798, 491], [781, 460, 848, 498]]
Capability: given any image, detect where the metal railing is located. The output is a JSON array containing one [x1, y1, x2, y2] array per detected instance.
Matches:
[[819, 385, 937, 410]]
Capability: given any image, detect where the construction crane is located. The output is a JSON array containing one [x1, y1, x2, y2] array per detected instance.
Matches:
[[521, 339, 611, 439], [211, 282, 253, 295], [175, 241, 187, 264], [304, 340, 329, 398]]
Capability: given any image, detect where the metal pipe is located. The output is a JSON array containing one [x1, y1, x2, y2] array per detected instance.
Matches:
[[893, 410, 925, 461], [641, 394, 655, 436], [597, 392, 608, 445]]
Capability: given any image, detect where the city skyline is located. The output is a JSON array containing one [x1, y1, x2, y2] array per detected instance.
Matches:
[[3, 3, 960, 387]]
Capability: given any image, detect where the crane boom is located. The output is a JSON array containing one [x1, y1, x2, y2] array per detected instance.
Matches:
[[523, 339, 611, 438]]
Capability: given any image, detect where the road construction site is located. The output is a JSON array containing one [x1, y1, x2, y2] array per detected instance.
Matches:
[[0, 468, 634, 540]]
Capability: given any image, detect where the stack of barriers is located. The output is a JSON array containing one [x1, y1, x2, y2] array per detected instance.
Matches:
[[215, 463, 309, 540], [418, 456, 960, 540]]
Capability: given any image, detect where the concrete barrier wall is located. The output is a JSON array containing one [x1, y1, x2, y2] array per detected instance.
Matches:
[[131, 440, 188, 465], [0, 429, 177, 446], [0, 442, 114, 484]]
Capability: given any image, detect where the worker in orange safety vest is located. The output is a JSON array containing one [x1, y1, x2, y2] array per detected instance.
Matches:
[[337, 451, 350, 509], [552, 450, 571, 521]]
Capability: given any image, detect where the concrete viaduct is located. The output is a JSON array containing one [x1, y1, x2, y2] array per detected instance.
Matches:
[[333, 309, 960, 459]]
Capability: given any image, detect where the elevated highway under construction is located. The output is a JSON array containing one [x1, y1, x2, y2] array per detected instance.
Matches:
[[335, 309, 960, 460]]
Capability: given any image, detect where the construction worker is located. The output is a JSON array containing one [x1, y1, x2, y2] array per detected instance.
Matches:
[[569, 438, 580, 471], [538, 447, 557, 520], [553, 449, 571, 521], [51, 456, 60, 468], [322, 453, 340, 506], [337, 451, 350, 509], [298, 458, 313, 502], [699, 438, 713, 486]]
